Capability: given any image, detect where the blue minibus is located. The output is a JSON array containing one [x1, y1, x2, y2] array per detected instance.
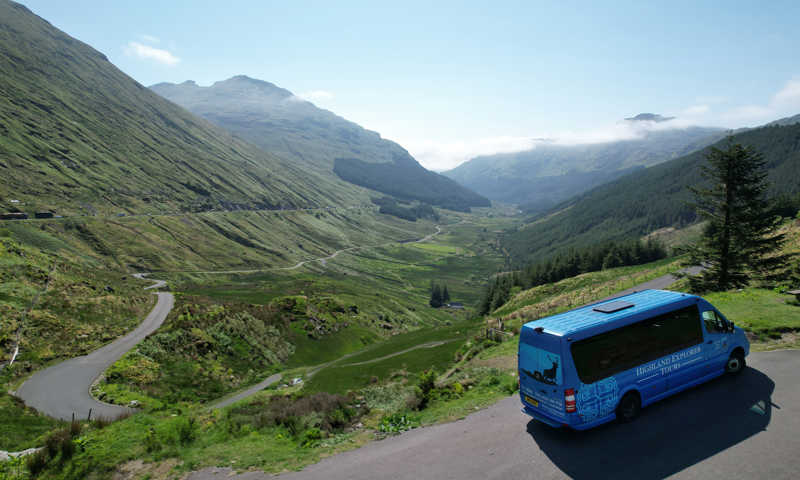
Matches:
[[518, 289, 749, 430]]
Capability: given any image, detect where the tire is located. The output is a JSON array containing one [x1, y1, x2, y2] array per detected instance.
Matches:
[[616, 391, 641, 423], [726, 350, 746, 375]]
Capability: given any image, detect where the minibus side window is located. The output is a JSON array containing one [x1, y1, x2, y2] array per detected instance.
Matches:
[[571, 306, 704, 384], [702, 310, 726, 334]]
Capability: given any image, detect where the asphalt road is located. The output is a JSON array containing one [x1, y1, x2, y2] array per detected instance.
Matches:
[[211, 373, 283, 410], [604, 266, 704, 301], [15, 280, 173, 421], [188, 350, 800, 480]]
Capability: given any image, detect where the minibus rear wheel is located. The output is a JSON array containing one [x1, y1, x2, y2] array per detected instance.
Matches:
[[616, 391, 641, 423], [726, 350, 745, 375]]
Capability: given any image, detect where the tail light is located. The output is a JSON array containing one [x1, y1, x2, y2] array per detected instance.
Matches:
[[565, 388, 576, 413]]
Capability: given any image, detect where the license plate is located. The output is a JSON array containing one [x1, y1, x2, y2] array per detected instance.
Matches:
[[525, 395, 538, 407]]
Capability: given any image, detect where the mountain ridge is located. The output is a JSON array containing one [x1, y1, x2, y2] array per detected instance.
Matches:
[[444, 125, 726, 211], [151, 76, 490, 211], [501, 120, 800, 265], [0, 0, 359, 215]]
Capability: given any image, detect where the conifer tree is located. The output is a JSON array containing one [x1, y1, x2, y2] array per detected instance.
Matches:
[[685, 141, 788, 292], [429, 283, 443, 308], [442, 284, 451, 304]]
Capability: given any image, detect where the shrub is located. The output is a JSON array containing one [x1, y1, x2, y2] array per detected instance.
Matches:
[[59, 436, 76, 461], [502, 376, 519, 395], [451, 381, 464, 396], [362, 383, 409, 412], [91, 415, 112, 429], [144, 427, 161, 452], [300, 427, 323, 447], [327, 408, 349, 430], [44, 431, 62, 457], [415, 370, 437, 409], [69, 419, 82, 437], [176, 417, 196, 445], [378, 413, 418, 434], [26, 450, 49, 476], [43, 428, 76, 462], [405, 388, 423, 411], [484, 374, 501, 387], [226, 392, 366, 438]]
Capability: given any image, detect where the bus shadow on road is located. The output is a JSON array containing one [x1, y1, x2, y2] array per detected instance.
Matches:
[[527, 367, 775, 479]]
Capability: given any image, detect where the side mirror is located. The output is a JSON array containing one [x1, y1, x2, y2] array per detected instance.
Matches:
[[729, 321, 735, 333]]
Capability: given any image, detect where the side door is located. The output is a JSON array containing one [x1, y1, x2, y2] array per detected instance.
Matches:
[[663, 306, 706, 391], [701, 309, 730, 374]]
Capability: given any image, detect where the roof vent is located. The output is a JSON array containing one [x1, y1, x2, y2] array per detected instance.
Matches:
[[593, 300, 635, 313]]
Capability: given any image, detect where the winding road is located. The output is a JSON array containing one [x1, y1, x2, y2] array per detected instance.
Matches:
[[15, 275, 173, 421], [10, 224, 448, 420], [180, 224, 445, 275]]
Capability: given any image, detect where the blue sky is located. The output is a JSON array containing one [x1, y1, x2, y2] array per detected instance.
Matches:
[[23, 0, 800, 170]]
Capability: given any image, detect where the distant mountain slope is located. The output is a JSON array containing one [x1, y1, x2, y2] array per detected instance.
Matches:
[[0, 1, 353, 216], [502, 121, 800, 265], [443, 123, 725, 212], [768, 113, 800, 127], [151, 77, 489, 211]]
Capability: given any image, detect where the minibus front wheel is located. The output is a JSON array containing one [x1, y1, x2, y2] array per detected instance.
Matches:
[[616, 391, 641, 423], [726, 349, 745, 375]]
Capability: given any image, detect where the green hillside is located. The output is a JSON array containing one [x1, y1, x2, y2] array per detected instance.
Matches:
[[503, 121, 800, 265], [151, 76, 489, 211], [334, 154, 489, 211], [0, 1, 359, 217], [444, 124, 724, 211]]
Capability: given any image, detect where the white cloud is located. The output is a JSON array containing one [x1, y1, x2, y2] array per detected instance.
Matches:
[[402, 136, 539, 171], [718, 104, 774, 125], [772, 79, 800, 107], [695, 95, 728, 105], [124, 41, 180, 66], [683, 104, 710, 116], [139, 34, 160, 44], [299, 90, 334, 101], [707, 78, 800, 127], [404, 78, 800, 171]]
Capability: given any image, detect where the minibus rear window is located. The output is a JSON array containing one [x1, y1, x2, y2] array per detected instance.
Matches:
[[570, 305, 703, 384], [519, 343, 563, 385]]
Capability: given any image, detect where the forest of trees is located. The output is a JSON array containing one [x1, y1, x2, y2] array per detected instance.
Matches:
[[478, 239, 668, 315], [334, 153, 490, 212], [502, 122, 800, 266]]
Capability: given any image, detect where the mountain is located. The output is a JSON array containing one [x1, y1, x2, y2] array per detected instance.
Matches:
[[151, 77, 490, 211], [501, 120, 800, 265], [768, 113, 800, 127], [624, 113, 675, 122], [0, 0, 363, 216], [443, 121, 725, 212]]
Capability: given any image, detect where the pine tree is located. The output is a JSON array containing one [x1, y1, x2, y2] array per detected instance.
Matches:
[[429, 283, 443, 308], [442, 284, 451, 304], [685, 141, 788, 292]]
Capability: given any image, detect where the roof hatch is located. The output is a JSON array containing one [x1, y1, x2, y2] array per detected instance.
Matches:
[[593, 300, 635, 313]]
